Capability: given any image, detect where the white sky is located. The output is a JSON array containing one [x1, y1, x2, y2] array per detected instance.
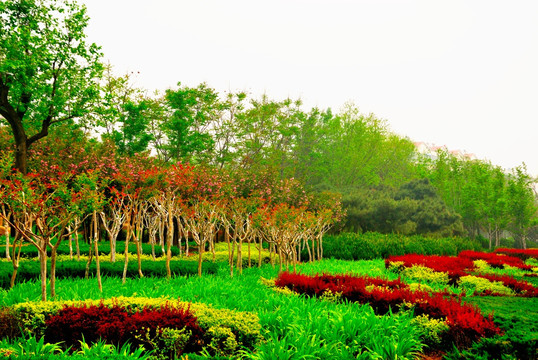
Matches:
[[81, 0, 538, 176]]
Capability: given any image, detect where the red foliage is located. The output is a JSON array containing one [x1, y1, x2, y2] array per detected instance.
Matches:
[[385, 254, 475, 283], [494, 248, 538, 261], [45, 303, 204, 352], [274, 272, 501, 346], [459, 250, 533, 271]]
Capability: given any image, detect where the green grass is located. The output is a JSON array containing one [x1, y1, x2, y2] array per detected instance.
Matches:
[[1, 258, 538, 359]]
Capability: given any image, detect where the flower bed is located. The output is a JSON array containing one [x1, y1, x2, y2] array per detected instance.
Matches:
[[2, 296, 262, 358], [494, 248, 538, 261], [274, 272, 501, 348], [459, 250, 533, 271], [386, 252, 538, 297], [385, 254, 474, 284]]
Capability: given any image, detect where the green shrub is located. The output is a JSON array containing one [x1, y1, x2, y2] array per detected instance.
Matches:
[[0, 258, 219, 288], [321, 232, 483, 261]]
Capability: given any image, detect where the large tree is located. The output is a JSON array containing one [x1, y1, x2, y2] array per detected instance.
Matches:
[[0, 0, 102, 174]]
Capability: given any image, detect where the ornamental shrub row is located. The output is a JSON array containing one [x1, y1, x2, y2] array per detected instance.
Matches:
[[494, 248, 538, 261], [0, 241, 182, 259], [1, 296, 262, 357], [0, 259, 219, 289], [319, 232, 482, 260], [386, 253, 538, 297]]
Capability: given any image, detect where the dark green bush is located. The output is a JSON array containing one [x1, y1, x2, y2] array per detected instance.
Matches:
[[0, 240, 182, 259], [0, 259, 219, 288]]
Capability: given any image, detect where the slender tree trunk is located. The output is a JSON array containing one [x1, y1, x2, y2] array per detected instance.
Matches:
[[237, 237, 243, 275], [166, 206, 173, 279], [39, 247, 47, 302], [10, 236, 22, 289], [93, 212, 102, 292], [68, 230, 73, 260], [122, 219, 132, 284], [248, 240, 252, 268], [198, 238, 204, 277], [50, 244, 58, 298], [258, 237, 263, 267]]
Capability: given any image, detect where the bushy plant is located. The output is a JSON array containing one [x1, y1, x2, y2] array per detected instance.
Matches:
[[9, 296, 262, 356], [44, 303, 205, 356], [458, 275, 514, 296]]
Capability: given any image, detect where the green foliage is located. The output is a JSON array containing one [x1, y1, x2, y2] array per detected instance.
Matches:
[[342, 179, 464, 237], [320, 232, 482, 260], [467, 296, 538, 359], [0, 258, 218, 288], [0, 0, 103, 173]]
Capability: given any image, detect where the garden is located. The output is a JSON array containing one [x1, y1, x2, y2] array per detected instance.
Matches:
[[1, 0, 538, 358]]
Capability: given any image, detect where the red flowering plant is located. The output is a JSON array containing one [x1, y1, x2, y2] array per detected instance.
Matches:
[[386, 252, 538, 297], [45, 302, 205, 355], [275, 272, 501, 348], [386, 254, 475, 284], [459, 250, 533, 271], [494, 248, 538, 261]]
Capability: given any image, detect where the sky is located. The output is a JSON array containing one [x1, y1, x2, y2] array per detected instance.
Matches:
[[80, 0, 538, 176]]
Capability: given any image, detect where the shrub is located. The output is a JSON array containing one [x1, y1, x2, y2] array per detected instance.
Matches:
[[458, 275, 514, 296], [0, 258, 219, 288], [9, 296, 262, 356]]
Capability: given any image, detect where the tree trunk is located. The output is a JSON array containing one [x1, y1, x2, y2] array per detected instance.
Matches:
[[198, 239, 204, 277], [93, 212, 102, 292], [39, 248, 47, 302], [166, 206, 173, 279], [258, 237, 263, 267], [237, 238, 243, 275], [50, 247, 57, 298], [14, 136, 29, 175]]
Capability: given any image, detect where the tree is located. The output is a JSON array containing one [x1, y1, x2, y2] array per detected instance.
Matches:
[[0, 0, 102, 174], [161, 83, 218, 163]]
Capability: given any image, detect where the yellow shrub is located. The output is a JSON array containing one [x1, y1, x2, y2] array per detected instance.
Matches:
[[401, 265, 449, 285], [458, 275, 514, 296], [412, 314, 449, 345]]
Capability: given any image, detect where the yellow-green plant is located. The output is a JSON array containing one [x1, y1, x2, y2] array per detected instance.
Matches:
[[411, 314, 449, 346], [401, 265, 449, 285], [458, 275, 514, 296]]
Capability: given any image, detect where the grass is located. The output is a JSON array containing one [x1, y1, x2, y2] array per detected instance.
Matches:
[[1, 256, 537, 359]]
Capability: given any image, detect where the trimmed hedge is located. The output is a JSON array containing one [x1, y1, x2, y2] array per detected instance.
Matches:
[[318, 232, 483, 260], [0, 240, 183, 259], [0, 259, 219, 289]]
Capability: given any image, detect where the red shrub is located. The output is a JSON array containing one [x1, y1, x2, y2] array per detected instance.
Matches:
[[45, 303, 205, 352], [494, 248, 538, 261], [459, 250, 532, 271], [386, 254, 474, 283]]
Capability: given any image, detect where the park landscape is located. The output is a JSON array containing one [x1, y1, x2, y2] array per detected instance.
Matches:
[[1, 0, 538, 359]]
